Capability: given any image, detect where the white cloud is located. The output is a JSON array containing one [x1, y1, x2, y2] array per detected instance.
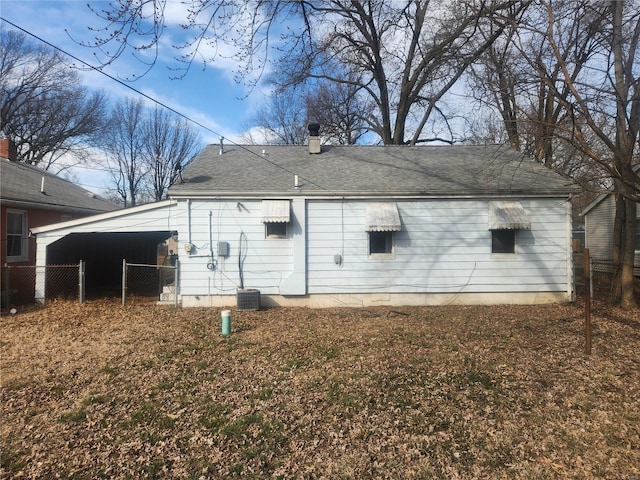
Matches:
[[2, 1, 272, 146]]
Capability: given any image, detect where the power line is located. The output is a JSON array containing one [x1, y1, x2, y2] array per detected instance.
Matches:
[[1, 16, 221, 139], [0, 16, 328, 191]]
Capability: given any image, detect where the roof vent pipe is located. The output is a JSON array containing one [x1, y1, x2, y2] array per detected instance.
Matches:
[[40, 176, 45, 194], [219, 136, 224, 155], [308, 123, 321, 154]]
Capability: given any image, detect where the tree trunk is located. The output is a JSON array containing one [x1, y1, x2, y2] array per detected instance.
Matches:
[[611, 191, 624, 302], [612, 188, 638, 308], [620, 198, 637, 308]]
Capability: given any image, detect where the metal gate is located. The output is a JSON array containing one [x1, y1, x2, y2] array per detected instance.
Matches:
[[121, 259, 179, 307]]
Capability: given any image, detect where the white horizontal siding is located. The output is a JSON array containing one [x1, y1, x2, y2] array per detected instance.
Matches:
[[306, 198, 570, 295], [175, 199, 294, 295], [176, 197, 571, 299]]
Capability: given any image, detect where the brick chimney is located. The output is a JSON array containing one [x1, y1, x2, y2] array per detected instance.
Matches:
[[308, 123, 321, 154], [0, 138, 18, 161]]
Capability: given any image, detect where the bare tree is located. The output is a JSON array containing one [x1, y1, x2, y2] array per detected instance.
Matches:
[[0, 29, 107, 171], [83, 0, 528, 145], [244, 79, 372, 145], [466, 21, 522, 150], [243, 89, 310, 145], [142, 106, 202, 201], [102, 98, 147, 208], [101, 99, 203, 206], [306, 79, 373, 145], [467, 1, 605, 169], [516, 1, 640, 307]]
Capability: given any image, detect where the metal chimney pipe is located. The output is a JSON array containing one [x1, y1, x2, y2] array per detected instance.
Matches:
[[308, 124, 321, 154], [219, 136, 224, 155]]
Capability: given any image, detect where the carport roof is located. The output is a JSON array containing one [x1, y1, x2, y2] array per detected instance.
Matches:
[[31, 200, 177, 235]]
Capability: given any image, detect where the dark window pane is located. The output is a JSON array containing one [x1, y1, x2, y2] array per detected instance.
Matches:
[[369, 231, 391, 254], [7, 235, 22, 256], [7, 212, 23, 235], [266, 222, 287, 238], [492, 230, 515, 254], [6, 212, 25, 257]]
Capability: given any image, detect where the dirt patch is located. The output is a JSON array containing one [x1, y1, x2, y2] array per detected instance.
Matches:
[[1, 299, 639, 479]]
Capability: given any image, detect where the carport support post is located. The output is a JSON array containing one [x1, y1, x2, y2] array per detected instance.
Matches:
[[121, 258, 127, 306], [78, 260, 85, 304]]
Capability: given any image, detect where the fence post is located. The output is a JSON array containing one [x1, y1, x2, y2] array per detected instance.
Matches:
[[2, 264, 9, 308], [584, 249, 591, 355], [174, 258, 179, 309], [589, 256, 594, 300], [78, 260, 85, 304], [121, 259, 127, 306]]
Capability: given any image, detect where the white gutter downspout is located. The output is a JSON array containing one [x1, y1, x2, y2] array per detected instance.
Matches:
[[187, 199, 192, 245]]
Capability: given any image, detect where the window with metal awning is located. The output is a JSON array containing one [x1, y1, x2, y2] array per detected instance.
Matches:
[[261, 200, 290, 223], [365, 202, 402, 232], [488, 201, 531, 230], [262, 200, 290, 238]]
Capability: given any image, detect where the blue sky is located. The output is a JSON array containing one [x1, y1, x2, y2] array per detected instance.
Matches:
[[1, 0, 271, 192]]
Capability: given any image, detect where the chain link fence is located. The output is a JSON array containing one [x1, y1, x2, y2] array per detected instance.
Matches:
[[2, 259, 180, 309], [574, 253, 640, 302], [4, 254, 633, 308], [590, 258, 616, 301], [121, 260, 179, 307], [2, 263, 81, 308]]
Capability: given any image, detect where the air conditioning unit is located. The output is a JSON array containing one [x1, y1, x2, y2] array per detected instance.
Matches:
[[236, 288, 260, 311]]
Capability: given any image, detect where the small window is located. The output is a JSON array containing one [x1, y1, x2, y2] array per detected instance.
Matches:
[[266, 222, 288, 239], [6, 211, 28, 261], [369, 231, 393, 256], [492, 229, 516, 254]]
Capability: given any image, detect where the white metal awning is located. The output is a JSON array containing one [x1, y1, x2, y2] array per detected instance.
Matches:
[[365, 202, 402, 232], [488, 201, 531, 230], [261, 200, 290, 223]]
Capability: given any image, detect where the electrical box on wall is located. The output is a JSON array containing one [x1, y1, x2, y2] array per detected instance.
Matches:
[[218, 241, 229, 257]]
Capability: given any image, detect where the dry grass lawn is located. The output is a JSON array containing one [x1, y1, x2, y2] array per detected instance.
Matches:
[[1, 299, 639, 479]]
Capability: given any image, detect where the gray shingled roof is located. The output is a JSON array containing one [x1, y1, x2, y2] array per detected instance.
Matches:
[[169, 144, 578, 198], [1, 159, 119, 214]]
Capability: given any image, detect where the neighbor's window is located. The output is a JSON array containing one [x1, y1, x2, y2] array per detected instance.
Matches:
[[6, 210, 28, 261], [266, 222, 288, 239], [492, 229, 516, 254], [369, 231, 393, 255]]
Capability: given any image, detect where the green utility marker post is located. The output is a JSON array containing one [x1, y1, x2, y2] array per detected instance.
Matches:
[[221, 310, 231, 335]]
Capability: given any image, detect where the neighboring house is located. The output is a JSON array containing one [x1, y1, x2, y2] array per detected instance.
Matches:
[[1, 138, 118, 304], [581, 193, 640, 273], [32, 135, 580, 307]]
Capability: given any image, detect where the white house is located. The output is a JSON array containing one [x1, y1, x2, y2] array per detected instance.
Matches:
[[32, 139, 579, 307]]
